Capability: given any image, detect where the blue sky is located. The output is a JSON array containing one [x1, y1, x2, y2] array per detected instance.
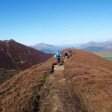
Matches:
[[0, 0, 112, 45]]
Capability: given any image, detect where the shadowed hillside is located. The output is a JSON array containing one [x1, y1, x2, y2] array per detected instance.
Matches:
[[0, 39, 52, 70], [1, 49, 112, 112], [0, 40, 52, 84]]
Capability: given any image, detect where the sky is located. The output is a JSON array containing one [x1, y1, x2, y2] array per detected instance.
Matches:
[[0, 0, 112, 45]]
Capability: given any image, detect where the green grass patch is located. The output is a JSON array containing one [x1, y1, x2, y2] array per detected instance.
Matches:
[[0, 69, 20, 84], [92, 51, 112, 61], [104, 57, 112, 61]]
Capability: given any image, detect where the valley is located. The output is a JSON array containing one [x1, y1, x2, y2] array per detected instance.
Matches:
[[93, 51, 112, 61]]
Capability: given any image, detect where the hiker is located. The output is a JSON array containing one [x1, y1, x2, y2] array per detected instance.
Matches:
[[64, 51, 69, 58], [54, 51, 61, 63], [69, 50, 72, 57]]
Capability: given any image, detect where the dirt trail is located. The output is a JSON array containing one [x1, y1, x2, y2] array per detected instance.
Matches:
[[53, 65, 76, 112], [40, 61, 83, 112]]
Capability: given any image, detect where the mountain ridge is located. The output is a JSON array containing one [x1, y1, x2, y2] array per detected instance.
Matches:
[[1, 49, 112, 112], [0, 40, 52, 70], [80, 39, 112, 51]]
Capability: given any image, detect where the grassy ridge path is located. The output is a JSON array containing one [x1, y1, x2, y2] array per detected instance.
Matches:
[[39, 60, 83, 112]]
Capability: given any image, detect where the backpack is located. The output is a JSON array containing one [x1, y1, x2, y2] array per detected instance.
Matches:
[[55, 51, 61, 58]]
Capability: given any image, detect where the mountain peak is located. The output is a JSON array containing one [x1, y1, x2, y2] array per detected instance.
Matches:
[[87, 41, 96, 44], [32, 43, 60, 53], [0, 40, 52, 69], [3, 39, 16, 43], [36, 43, 54, 47]]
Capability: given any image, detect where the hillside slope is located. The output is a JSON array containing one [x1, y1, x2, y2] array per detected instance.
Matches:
[[0, 40, 52, 70], [63, 50, 112, 112], [1, 49, 112, 112]]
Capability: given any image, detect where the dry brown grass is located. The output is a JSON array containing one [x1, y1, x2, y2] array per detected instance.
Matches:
[[0, 58, 54, 112], [1, 49, 112, 112], [64, 49, 112, 112], [0, 69, 20, 84]]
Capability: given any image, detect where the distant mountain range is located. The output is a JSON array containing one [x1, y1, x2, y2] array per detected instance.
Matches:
[[0, 40, 52, 70], [31, 43, 61, 54], [31, 39, 112, 53], [79, 39, 112, 52]]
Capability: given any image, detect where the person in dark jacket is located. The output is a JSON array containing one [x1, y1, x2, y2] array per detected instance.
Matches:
[[64, 51, 69, 58]]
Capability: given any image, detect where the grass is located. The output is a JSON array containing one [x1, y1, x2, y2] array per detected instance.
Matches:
[[105, 56, 112, 61], [0, 69, 20, 84], [64, 49, 112, 112], [92, 51, 112, 61], [0, 59, 53, 112], [1, 50, 112, 112]]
